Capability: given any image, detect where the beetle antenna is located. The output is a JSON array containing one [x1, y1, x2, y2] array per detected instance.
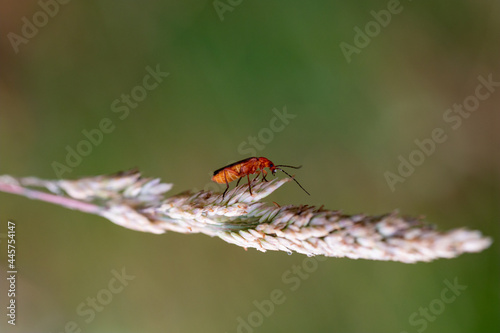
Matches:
[[275, 164, 302, 169], [276, 168, 310, 196]]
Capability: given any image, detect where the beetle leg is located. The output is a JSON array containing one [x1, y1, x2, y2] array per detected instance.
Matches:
[[222, 184, 229, 199], [236, 177, 242, 187], [253, 171, 260, 182], [247, 174, 252, 196], [222, 171, 230, 199], [262, 169, 268, 182]]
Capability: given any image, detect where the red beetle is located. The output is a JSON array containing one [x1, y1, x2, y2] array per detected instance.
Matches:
[[212, 157, 310, 198]]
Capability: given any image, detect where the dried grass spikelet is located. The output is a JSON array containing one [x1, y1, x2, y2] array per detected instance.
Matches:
[[0, 169, 492, 263]]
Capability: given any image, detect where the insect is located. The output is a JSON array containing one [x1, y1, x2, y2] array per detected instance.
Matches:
[[212, 157, 310, 198]]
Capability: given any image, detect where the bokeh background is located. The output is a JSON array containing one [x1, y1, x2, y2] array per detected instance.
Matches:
[[1, 1, 499, 332]]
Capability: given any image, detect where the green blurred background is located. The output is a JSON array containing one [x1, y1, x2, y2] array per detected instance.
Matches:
[[1, 1, 499, 332]]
